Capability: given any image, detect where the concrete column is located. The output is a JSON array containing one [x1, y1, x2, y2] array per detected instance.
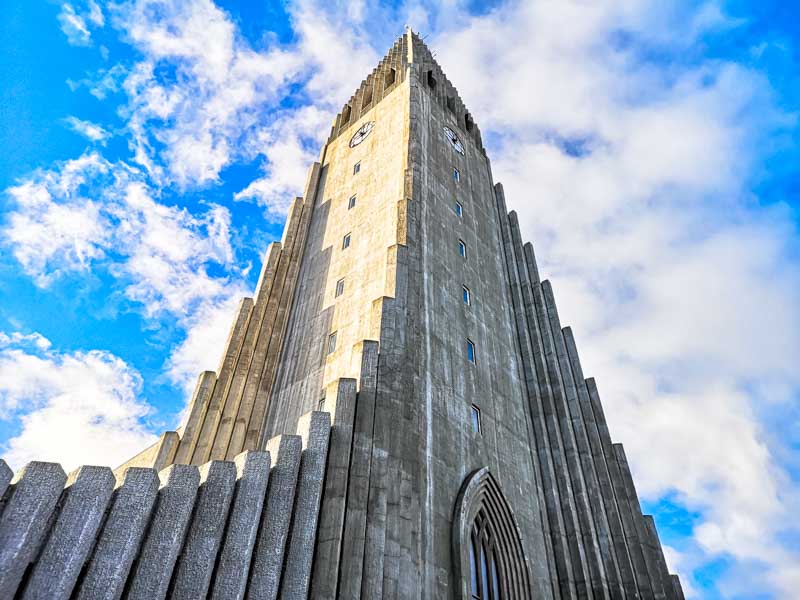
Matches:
[[586, 378, 654, 600], [191, 297, 255, 465], [170, 460, 237, 599], [310, 379, 358, 600], [247, 434, 302, 600], [173, 371, 217, 465], [211, 201, 304, 462], [23, 466, 115, 600], [279, 411, 331, 600], [670, 575, 685, 600], [76, 467, 160, 600], [0, 462, 67, 596], [242, 163, 323, 456], [338, 341, 379, 599], [126, 464, 200, 600], [152, 431, 180, 471], [0, 459, 12, 500], [614, 445, 666, 600], [362, 448, 389, 599], [563, 327, 639, 599], [223, 242, 284, 459], [496, 186, 566, 600], [529, 280, 593, 599], [541, 280, 615, 599], [644, 515, 675, 600], [211, 450, 271, 600]]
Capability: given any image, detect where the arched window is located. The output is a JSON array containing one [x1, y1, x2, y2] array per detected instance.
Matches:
[[453, 468, 532, 600]]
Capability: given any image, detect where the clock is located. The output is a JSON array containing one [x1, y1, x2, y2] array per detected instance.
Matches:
[[443, 126, 465, 155], [349, 121, 375, 147]]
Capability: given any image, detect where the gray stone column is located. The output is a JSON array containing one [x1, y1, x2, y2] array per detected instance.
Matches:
[[338, 341, 379, 599], [247, 434, 302, 600], [310, 378, 358, 600], [170, 460, 237, 599], [23, 466, 115, 600], [211, 450, 271, 600], [76, 467, 160, 600], [0, 462, 67, 596], [279, 411, 331, 600], [126, 464, 200, 600]]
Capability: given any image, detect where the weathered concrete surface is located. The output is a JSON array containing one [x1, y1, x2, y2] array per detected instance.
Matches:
[[173, 371, 217, 465], [309, 379, 357, 600], [170, 460, 237, 599], [23, 466, 115, 600], [76, 467, 160, 600], [191, 297, 255, 465], [113, 431, 180, 481], [280, 411, 331, 600], [0, 462, 66, 596], [211, 450, 271, 600], [247, 435, 302, 600], [0, 459, 12, 501], [126, 464, 200, 600], [338, 342, 379, 599]]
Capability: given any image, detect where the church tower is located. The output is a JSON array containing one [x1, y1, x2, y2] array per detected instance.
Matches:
[[0, 29, 684, 600]]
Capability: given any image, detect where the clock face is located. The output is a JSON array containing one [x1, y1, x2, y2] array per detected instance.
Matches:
[[349, 121, 375, 147], [443, 126, 465, 155]]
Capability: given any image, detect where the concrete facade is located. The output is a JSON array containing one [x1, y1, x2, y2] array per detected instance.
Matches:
[[0, 29, 683, 600]]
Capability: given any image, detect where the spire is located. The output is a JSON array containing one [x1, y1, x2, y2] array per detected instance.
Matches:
[[327, 29, 484, 153]]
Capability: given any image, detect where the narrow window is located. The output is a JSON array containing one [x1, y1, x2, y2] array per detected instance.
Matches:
[[353, 161, 361, 175], [343, 233, 351, 249], [458, 239, 467, 258], [327, 331, 337, 354], [341, 104, 352, 125], [467, 339, 476, 363], [362, 86, 373, 109], [348, 195, 357, 209], [455, 201, 463, 217], [318, 397, 326, 411], [469, 536, 480, 598], [454, 167, 460, 183], [462, 285, 471, 306], [490, 553, 500, 600], [465, 112, 475, 132], [471, 405, 482, 434], [479, 543, 490, 597], [335, 278, 345, 298], [385, 67, 396, 87]]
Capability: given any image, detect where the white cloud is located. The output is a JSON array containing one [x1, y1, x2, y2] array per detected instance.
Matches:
[[114, 0, 307, 188], [3, 153, 247, 396], [64, 116, 111, 143], [0, 332, 156, 472], [58, 1, 104, 46], [234, 105, 332, 218], [4, 154, 111, 285]]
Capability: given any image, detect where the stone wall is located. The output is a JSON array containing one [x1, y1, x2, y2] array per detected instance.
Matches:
[[0, 410, 331, 600]]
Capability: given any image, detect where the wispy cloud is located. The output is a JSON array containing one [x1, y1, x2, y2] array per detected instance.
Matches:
[[0, 331, 156, 471], [114, 0, 307, 189], [64, 116, 111, 143], [3, 153, 246, 391], [58, 1, 104, 47]]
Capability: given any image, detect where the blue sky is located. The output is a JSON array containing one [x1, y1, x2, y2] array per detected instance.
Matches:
[[0, 1, 798, 598]]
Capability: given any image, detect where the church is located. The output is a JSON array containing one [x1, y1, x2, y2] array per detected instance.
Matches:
[[0, 29, 683, 600]]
